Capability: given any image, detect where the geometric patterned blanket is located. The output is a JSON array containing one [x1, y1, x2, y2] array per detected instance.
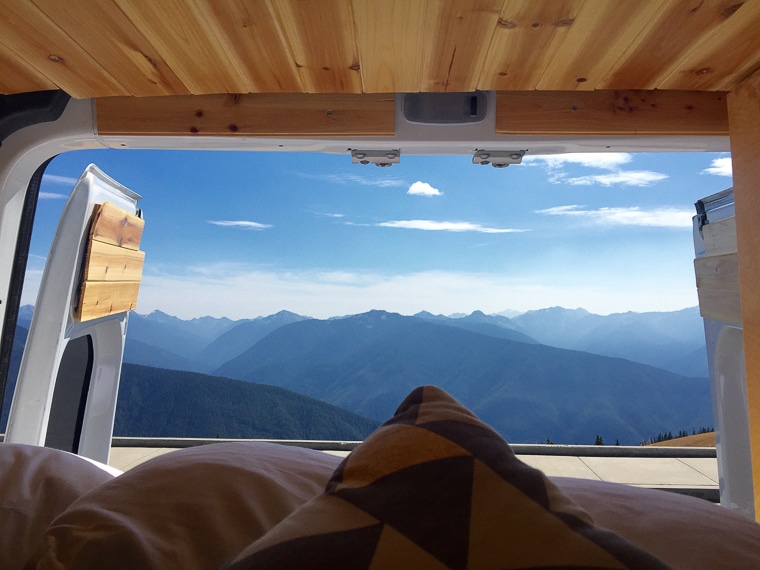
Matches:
[[226, 385, 670, 569]]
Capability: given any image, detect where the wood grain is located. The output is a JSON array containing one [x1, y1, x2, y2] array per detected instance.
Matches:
[[420, 0, 504, 92], [84, 240, 145, 282], [495, 90, 729, 135], [484, 0, 580, 91], [658, 0, 760, 91], [89, 203, 144, 250], [77, 281, 141, 322], [728, 69, 760, 521], [352, 0, 440, 93], [31, 0, 189, 97], [2, 0, 760, 97], [602, 0, 749, 90], [96, 93, 395, 137], [269, 0, 362, 93], [694, 253, 739, 290], [702, 217, 737, 256], [535, 1, 667, 91], [697, 287, 742, 323], [0, 0, 124, 98]]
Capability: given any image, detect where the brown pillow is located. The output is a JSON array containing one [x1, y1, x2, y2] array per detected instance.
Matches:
[[0, 443, 115, 569], [226, 386, 668, 569], [37, 442, 341, 570]]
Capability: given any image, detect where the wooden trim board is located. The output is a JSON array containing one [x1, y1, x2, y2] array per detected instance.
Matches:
[[96, 93, 395, 137], [77, 202, 145, 322], [90, 202, 144, 250], [495, 90, 729, 135]]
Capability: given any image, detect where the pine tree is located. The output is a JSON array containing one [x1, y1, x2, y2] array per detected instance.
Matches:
[[594, 434, 604, 445]]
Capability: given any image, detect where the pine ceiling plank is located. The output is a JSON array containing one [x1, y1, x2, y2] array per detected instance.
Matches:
[[0, 0, 126, 98], [535, 0, 668, 91], [658, 0, 760, 91], [420, 0, 506, 92], [112, 0, 251, 94], [269, 0, 362, 93], [30, 0, 189, 97], [481, 0, 583, 91], [0, 48, 57, 94], [96, 93, 395, 136], [601, 0, 747, 90], [352, 0, 441, 93], [202, 0, 305, 93], [495, 90, 728, 135]]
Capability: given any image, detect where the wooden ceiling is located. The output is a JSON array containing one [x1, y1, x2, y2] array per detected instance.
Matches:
[[1, 0, 760, 100]]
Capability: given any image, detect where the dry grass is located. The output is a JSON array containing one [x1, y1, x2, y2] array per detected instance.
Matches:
[[649, 432, 716, 447]]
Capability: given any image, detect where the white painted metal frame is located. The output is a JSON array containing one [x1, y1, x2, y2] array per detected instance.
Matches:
[[5, 165, 141, 464]]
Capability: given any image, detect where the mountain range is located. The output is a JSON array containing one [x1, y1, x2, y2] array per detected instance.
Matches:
[[4, 305, 712, 445]]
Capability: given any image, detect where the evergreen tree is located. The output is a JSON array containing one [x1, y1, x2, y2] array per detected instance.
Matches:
[[594, 434, 604, 445]]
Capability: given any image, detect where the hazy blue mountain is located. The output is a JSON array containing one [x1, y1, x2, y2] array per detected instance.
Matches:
[[17, 305, 34, 329], [116, 363, 379, 440], [511, 307, 708, 377], [1, 325, 28, 430], [127, 311, 211, 361], [414, 310, 538, 344], [134, 310, 245, 343], [123, 338, 205, 372], [216, 311, 712, 445], [197, 310, 310, 370]]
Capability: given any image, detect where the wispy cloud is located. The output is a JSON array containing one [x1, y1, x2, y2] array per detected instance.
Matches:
[[316, 212, 345, 218], [39, 192, 68, 200], [208, 220, 273, 230], [127, 264, 697, 320], [525, 153, 633, 170], [300, 172, 406, 188], [524, 153, 667, 187], [565, 171, 668, 187], [702, 157, 732, 177], [378, 220, 528, 233], [42, 174, 77, 186], [407, 181, 442, 196], [535, 205, 692, 228]]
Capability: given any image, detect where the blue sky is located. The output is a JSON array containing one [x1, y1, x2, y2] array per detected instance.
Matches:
[[25, 149, 733, 319]]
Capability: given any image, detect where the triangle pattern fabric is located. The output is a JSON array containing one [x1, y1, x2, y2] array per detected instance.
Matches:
[[226, 386, 669, 569]]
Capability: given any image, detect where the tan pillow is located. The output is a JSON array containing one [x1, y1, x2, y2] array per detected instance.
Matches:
[[0, 443, 115, 569], [556, 476, 760, 569], [38, 442, 341, 570], [226, 386, 668, 569]]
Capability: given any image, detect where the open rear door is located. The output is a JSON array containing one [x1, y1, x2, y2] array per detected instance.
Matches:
[[693, 188, 754, 519], [5, 165, 143, 464]]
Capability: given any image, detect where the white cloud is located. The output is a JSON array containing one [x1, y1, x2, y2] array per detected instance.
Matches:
[[377, 220, 528, 233], [535, 205, 692, 228], [42, 174, 77, 186], [565, 171, 668, 187], [407, 181, 442, 196], [524, 153, 633, 170], [524, 153, 667, 187], [703, 157, 732, 177], [39, 192, 68, 200], [208, 220, 272, 230]]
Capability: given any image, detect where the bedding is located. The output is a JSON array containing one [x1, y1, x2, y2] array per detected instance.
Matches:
[[36, 442, 339, 570], [224, 385, 669, 569], [0, 444, 116, 569], [2, 385, 760, 569]]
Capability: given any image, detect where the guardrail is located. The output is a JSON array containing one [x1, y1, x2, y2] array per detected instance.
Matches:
[[110, 436, 717, 457]]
